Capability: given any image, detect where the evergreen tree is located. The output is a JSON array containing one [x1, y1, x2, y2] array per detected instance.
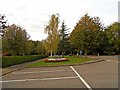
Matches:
[[58, 21, 68, 56], [58, 21, 73, 57]]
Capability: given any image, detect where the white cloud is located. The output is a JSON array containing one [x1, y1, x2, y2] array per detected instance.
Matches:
[[0, 0, 119, 41]]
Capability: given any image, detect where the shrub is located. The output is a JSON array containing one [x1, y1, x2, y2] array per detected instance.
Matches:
[[2, 55, 48, 67]]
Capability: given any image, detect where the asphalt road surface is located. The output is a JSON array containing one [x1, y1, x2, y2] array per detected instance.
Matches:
[[1, 56, 118, 89], [99, 55, 119, 61]]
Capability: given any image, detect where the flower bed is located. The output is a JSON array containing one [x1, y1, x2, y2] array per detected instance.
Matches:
[[45, 58, 69, 62]]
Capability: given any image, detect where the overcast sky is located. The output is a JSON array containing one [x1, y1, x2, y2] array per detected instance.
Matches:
[[0, 0, 119, 41]]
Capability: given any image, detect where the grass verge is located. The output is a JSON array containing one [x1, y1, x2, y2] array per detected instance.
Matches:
[[27, 56, 96, 67]]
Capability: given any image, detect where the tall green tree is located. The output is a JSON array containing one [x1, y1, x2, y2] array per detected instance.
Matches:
[[35, 41, 46, 55], [105, 22, 120, 54], [70, 14, 104, 58], [90, 17, 104, 54], [44, 14, 60, 57], [57, 21, 70, 57], [26, 40, 35, 55], [2, 24, 29, 55]]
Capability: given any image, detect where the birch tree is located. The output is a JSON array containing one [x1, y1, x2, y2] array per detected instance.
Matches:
[[44, 14, 60, 57]]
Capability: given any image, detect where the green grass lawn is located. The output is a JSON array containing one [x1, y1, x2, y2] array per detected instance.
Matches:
[[27, 56, 96, 67]]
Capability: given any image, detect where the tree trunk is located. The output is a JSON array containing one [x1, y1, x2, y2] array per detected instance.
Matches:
[[97, 53, 99, 58], [50, 50, 52, 58], [77, 52, 79, 57], [54, 53, 56, 56], [85, 51, 87, 58], [62, 52, 64, 58]]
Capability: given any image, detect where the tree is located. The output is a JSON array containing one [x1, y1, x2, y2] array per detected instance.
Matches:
[[0, 14, 7, 36], [105, 22, 120, 54], [26, 40, 35, 55], [2, 24, 29, 55], [57, 20, 70, 57], [35, 41, 46, 55], [44, 14, 60, 57], [70, 14, 104, 58], [90, 17, 104, 55]]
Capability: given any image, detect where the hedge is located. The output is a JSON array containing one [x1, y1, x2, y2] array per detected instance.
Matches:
[[2, 55, 48, 67]]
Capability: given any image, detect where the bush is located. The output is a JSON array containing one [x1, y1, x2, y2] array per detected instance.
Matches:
[[2, 55, 48, 67]]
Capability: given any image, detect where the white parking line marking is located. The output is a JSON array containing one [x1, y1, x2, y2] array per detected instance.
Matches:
[[115, 61, 119, 63], [1, 76, 78, 83], [106, 60, 119, 63], [13, 70, 72, 75], [70, 66, 92, 90], [106, 60, 111, 62]]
